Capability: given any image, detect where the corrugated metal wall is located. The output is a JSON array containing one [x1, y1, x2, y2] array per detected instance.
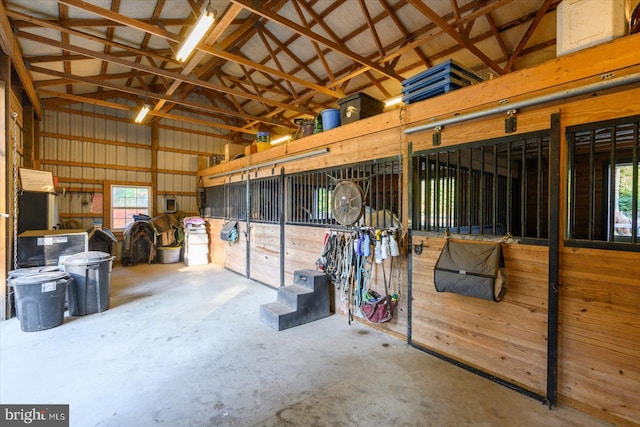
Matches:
[[39, 101, 228, 231]]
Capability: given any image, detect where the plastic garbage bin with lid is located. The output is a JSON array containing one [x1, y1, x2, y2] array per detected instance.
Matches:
[[8, 266, 64, 319], [8, 271, 71, 332], [63, 251, 115, 316]]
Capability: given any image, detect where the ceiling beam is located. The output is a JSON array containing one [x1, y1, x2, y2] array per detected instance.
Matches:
[[10, 17, 192, 28], [29, 65, 287, 127], [0, 1, 42, 117], [39, 88, 258, 135], [17, 30, 312, 115], [504, 0, 556, 72], [6, 9, 179, 66], [406, 0, 505, 75], [151, 2, 242, 114], [230, 0, 404, 82], [56, 0, 339, 100]]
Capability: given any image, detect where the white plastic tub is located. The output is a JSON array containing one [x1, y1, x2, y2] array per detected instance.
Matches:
[[557, 0, 629, 56]]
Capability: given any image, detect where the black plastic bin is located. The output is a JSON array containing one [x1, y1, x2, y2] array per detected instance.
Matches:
[[8, 271, 71, 332], [8, 266, 64, 319], [63, 251, 114, 316]]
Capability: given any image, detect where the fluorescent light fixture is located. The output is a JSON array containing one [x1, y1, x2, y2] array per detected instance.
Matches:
[[135, 104, 150, 123], [270, 134, 292, 145], [384, 96, 404, 108], [176, 6, 216, 62]]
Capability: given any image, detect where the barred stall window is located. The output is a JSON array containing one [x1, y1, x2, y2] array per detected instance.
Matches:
[[567, 116, 639, 248], [203, 185, 225, 218], [225, 181, 247, 221], [412, 132, 550, 239], [249, 176, 281, 224], [286, 158, 402, 228]]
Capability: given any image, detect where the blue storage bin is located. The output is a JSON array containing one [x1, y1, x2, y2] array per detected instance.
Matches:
[[402, 60, 482, 104]]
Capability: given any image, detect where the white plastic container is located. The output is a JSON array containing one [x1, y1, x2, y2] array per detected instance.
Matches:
[[556, 0, 629, 56]]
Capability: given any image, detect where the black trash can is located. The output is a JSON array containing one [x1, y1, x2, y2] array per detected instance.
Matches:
[[63, 251, 114, 316], [8, 271, 71, 332], [8, 266, 64, 319]]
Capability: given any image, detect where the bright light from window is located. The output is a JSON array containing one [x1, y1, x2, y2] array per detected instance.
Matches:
[[111, 185, 151, 229]]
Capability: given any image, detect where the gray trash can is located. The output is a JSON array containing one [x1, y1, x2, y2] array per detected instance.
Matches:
[[63, 251, 114, 316], [8, 266, 64, 319], [8, 271, 71, 332]]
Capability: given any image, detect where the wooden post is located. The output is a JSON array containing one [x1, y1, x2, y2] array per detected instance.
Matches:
[[0, 53, 11, 320], [151, 121, 158, 216]]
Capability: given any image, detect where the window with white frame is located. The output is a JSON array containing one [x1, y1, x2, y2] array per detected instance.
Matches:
[[110, 185, 151, 230]]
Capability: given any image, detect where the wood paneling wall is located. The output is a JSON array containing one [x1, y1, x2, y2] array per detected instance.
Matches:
[[206, 218, 224, 266], [198, 34, 640, 426], [249, 223, 281, 288], [411, 236, 549, 395], [558, 247, 640, 425], [223, 220, 247, 276]]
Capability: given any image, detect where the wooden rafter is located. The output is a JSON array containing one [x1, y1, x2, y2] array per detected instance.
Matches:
[[17, 30, 312, 115], [0, 0, 42, 117], [6, 10, 180, 66], [261, 26, 325, 87], [255, 29, 297, 98], [57, 0, 339, 101], [504, 0, 557, 72], [358, 0, 384, 58], [125, 0, 167, 89], [406, 0, 504, 75], [30, 65, 286, 127], [58, 4, 73, 94], [485, 11, 510, 61], [290, 0, 334, 82], [378, 0, 432, 68], [230, 0, 403, 82]]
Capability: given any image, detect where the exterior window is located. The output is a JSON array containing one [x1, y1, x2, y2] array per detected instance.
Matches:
[[567, 116, 639, 247], [111, 185, 150, 230]]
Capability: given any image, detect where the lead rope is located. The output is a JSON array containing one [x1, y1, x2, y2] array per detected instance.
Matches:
[[11, 112, 19, 270]]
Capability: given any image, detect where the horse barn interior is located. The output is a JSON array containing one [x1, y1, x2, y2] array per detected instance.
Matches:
[[0, 0, 639, 425]]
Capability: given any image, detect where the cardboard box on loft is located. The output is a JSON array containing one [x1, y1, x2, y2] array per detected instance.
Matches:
[[225, 143, 246, 161]]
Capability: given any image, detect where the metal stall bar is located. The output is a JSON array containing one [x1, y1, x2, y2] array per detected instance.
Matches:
[[280, 169, 285, 287], [608, 127, 617, 242], [507, 141, 512, 234], [589, 130, 596, 240], [633, 123, 639, 244], [521, 139, 527, 237], [537, 137, 543, 238]]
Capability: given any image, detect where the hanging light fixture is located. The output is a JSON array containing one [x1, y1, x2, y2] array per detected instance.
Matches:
[[135, 104, 151, 123], [384, 95, 404, 108], [270, 134, 292, 145], [176, 3, 216, 62]]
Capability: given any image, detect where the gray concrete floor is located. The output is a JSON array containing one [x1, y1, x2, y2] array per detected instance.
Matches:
[[1, 263, 610, 427]]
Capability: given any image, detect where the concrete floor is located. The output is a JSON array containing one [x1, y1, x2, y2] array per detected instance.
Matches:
[[0, 263, 610, 427]]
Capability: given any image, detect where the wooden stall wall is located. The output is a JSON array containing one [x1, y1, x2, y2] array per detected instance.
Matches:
[[410, 236, 550, 395], [555, 89, 640, 426], [558, 247, 640, 426], [206, 218, 224, 266], [249, 223, 281, 288], [224, 220, 247, 276], [197, 34, 640, 426]]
